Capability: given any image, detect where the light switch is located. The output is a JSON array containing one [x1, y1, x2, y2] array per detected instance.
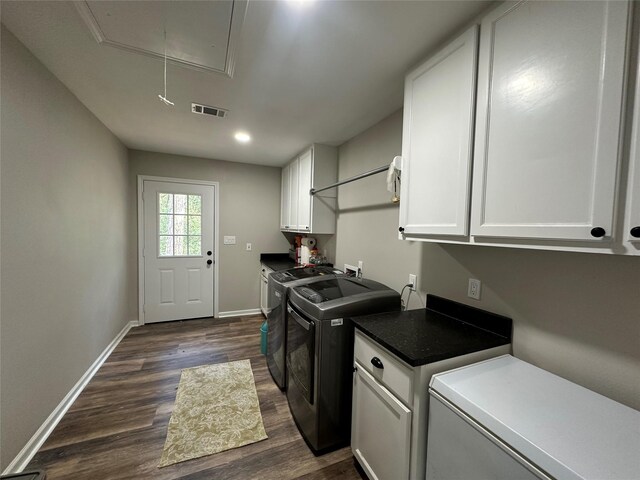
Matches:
[[223, 236, 236, 245]]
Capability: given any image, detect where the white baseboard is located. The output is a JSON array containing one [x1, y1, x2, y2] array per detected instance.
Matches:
[[2, 320, 139, 475], [217, 308, 262, 318]]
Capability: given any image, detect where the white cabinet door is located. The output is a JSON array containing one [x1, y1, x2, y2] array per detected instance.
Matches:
[[352, 363, 412, 480], [297, 149, 313, 232], [400, 25, 478, 236], [288, 157, 299, 231], [625, 32, 640, 245], [280, 164, 290, 230], [471, 1, 629, 241]]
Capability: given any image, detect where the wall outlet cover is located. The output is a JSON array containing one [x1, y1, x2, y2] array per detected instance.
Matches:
[[468, 278, 481, 300], [409, 274, 417, 291], [344, 264, 358, 277]]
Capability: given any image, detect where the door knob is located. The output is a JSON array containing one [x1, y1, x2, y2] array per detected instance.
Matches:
[[207, 259, 213, 265], [207, 250, 212, 256], [630, 226, 640, 238], [590, 227, 606, 238]]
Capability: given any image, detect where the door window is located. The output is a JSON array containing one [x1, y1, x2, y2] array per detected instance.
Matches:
[[158, 193, 202, 257]]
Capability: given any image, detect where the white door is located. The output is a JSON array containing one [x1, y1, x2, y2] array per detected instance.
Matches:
[[399, 25, 478, 237], [351, 363, 412, 480], [297, 149, 312, 232], [471, 1, 629, 241], [143, 180, 215, 323]]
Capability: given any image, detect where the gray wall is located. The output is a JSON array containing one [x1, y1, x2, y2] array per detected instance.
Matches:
[[0, 26, 131, 469], [335, 109, 640, 410], [128, 150, 290, 317]]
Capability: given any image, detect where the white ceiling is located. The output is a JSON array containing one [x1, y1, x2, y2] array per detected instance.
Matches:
[[1, 0, 493, 167]]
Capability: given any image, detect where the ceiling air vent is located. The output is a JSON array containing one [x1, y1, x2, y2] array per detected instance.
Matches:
[[191, 103, 228, 118]]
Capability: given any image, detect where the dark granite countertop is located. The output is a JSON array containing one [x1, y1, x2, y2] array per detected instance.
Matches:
[[352, 296, 512, 367], [260, 253, 296, 272]]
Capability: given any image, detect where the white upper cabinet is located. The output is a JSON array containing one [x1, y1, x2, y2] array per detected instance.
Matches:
[[625, 30, 640, 248], [400, 26, 479, 237], [280, 164, 290, 230], [471, 1, 630, 241], [280, 144, 337, 234], [297, 148, 313, 232], [288, 157, 299, 230]]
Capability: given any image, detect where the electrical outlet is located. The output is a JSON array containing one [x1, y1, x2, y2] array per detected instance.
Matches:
[[468, 278, 481, 300], [344, 264, 358, 277], [409, 274, 417, 291], [246, 243, 252, 251]]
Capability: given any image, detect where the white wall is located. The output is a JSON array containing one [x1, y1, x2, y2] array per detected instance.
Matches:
[[0, 26, 131, 469], [128, 149, 290, 317], [335, 109, 640, 410]]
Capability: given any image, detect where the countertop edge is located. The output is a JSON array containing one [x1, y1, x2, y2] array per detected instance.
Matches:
[[353, 315, 511, 368]]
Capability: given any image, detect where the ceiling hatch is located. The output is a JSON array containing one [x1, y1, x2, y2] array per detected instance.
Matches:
[[74, 0, 247, 77]]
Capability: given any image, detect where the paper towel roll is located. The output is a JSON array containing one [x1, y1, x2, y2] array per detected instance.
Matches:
[[300, 246, 312, 265], [301, 237, 316, 248]]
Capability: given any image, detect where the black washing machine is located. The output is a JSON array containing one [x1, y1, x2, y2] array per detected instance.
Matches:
[[265, 266, 343, 390], [285, 276, 400, 453]]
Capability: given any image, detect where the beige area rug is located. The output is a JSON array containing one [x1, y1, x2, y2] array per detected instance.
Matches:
[[159, 359, 268, 467]]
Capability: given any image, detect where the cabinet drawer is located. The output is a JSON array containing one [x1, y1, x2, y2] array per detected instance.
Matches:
[[354, 331, 413, 406]]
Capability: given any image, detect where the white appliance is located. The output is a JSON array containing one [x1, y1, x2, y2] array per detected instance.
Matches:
[[426, 355, 640, 480]]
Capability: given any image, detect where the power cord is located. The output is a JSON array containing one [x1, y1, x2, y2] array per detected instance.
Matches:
[[400, 281, 427, 310], [400, 283, 412, 311]]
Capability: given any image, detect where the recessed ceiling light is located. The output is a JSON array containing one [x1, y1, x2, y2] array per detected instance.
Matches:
[[234, 131, 251, 143]]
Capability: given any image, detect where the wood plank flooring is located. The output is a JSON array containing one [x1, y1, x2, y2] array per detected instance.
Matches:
[[27, 315, 365, 480]]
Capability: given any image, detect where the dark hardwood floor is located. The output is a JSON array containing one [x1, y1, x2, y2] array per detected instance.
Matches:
[[27, 315, 365, 480]]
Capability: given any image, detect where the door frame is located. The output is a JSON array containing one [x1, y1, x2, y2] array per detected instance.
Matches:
[[137, 175, 220, 325]]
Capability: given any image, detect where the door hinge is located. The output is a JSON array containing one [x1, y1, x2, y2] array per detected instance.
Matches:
[[143, 248, 146, 257], [143, 304, 146, 313]]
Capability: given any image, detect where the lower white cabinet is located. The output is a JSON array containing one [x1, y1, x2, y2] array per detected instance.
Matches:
[[352, 363, 412, 480], [351, 330, 511, 480]]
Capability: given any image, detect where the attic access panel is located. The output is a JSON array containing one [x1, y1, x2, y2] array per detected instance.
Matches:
[[74, 0, 247, 77]]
